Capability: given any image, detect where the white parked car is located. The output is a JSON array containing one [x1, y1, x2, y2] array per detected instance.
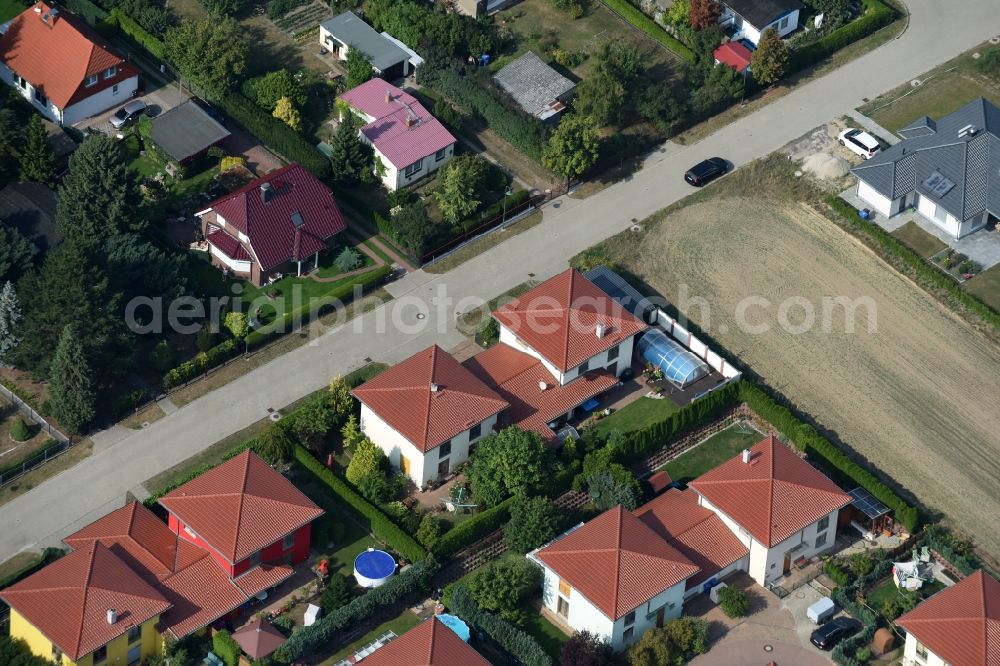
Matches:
[[838, 128, 881, 159]]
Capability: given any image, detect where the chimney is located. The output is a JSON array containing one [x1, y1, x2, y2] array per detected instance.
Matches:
[[538, 380, 547, 392], [404, 114, 416, 128], [107, 609, 117, 625], [430, 383, 439, 392], [595, 324, 606, 339], [260, 181, 272, 203], [385, 91, 392, 104], [741, 449, 751, 464]]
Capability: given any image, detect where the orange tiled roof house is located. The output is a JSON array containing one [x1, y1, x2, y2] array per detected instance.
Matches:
[[0, 3, 140, 126], [352, 269, 647, 488], [0, 451, 322, 666]]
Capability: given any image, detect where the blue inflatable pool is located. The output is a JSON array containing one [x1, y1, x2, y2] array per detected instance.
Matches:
[[353, 548, 396, 588]]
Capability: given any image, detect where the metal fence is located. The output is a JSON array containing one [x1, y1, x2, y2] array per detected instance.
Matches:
[[0, 384, 75, 490]]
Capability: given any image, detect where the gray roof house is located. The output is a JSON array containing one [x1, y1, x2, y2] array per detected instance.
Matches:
[[719, 0, 802, 45], [151, 100, 230, 163], [851, 97, 1000, 239], [494, 52, 576, 122], [319, 11, 419, 82]]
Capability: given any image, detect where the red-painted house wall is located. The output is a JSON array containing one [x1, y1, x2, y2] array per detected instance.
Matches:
[[169, 513, 236, 576]]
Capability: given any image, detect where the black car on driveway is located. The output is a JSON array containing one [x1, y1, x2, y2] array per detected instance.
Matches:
[[684, 157, 729, 186], [810, 617, 862, 650]]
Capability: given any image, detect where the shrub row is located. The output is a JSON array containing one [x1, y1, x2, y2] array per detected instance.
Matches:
[[432, 496, 515, 560], [737, 382, 921, 532], [827, 195, 1000, 332], [600, 0, 695, 62], [211, 630, 241, 666], [276, 556, 439, 662], [420, 67, 549, 163], [923, 525, 988, 576], [107, 8, 166, 60], [293, 445, 428, 563], [790, 0, 896, 70], [448, 585, 552, 666], [218, 92, 332, 179], [162, 338, 239, 389]]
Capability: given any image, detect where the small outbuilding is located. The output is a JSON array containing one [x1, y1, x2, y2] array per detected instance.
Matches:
[[231, 618, 287, 660], [319, 11, 418, 81], [493, 51, 576, 122], [714, 41, 753, 73], [150, 99, 230, 163]]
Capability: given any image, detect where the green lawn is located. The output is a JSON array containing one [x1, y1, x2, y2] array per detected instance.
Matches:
[[866, 577, 944, 613], [592, 396, 680, 435], [859, 44, 1000, 133], [314, 247, 375, 279], [522, 612, 570, 661], [661, 423, 763, 484], [320, 610, 422, 665], [0, 0, 25, 22], [890, 221, 948, 258], [963, 262, 1000, 313]]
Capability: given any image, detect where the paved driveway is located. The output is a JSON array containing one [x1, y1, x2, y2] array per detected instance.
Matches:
[[73, 78, 187, 135], [1, 0, 999, 562]]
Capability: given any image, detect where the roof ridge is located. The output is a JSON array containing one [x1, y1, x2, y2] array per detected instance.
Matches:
[[561, 272, 574, 369], [427, 617, 438, 663], [612, 507, 625, 616], [421, 346, 437, 447], [76, 545, 101, 656]]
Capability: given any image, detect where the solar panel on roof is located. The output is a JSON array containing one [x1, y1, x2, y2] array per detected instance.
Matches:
[[923, 171, 955, 198], [848, 487, 890, 519]]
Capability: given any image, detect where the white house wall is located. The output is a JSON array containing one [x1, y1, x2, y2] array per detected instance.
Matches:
[[682, 555, 749, 600], [901, 633, 949, 666], [0, 62, 62, 122], [63, 75, 138, 126], [857, 180, 897, 217], [209, 244, 251, 274], [498, 325, 636, 386], [359, 403, 496, 487]]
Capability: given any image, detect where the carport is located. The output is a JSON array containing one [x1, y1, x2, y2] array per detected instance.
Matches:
[[150, 99, 230, 164]]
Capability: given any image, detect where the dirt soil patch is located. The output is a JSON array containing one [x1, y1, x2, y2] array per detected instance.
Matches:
[[609, 195, 1000, 556]]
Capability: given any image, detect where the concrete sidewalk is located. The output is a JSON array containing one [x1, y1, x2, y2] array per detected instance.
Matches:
[[1, 0, 998, 562]]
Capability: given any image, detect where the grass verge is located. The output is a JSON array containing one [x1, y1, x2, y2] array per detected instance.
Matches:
[[0, 439, 94, 508], [424, 211, 543, 274], [890, 221, 948, 258]]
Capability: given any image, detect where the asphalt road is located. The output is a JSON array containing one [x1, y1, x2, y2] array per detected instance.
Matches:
[[1, 0, 998, 562]]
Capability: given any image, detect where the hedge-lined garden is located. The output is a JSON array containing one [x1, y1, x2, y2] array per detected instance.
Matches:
[[790, 0, 896, 70], [600, 0, 695, 61]]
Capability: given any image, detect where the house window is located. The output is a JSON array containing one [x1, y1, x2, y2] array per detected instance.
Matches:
[[283, 532, 295, 550], [247, 550, 262, 569], [624, 611, 635, 626], [607, 345, 619, 361], [470, 423, 482, 440], [112, 84, 119, 95], [817, 515, 830, 532], [403, 159, 423, 178], [558, 579, 571, 597], [85, 74, 98, 87], [578, 359, 589, 373], [104, 66, 117, 79], [915, 642, 928, 660], [33, 89, 47, 107], [623, 627, 634, 642], [127, 625, 142, 644], [779, 16, 789, 29], [435, 148, 447, 162], [439, 440, 452, 458], [557, 596, 569, 617], [815, 532, 827, 548], [93, 645, 107, 664]]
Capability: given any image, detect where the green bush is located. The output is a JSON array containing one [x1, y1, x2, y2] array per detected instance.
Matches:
[[420, 67, 550, 163], [293, 445, 427, 563], [717, 586, 749, 617], [162, 338, 238, 388], [432, 496, 515, 559], [824, 559, 850, 586], [600, 0, 695, 61], [212, 630, 241, 666], [109, 9, 167, 60], [8, 418, 30, 443], [790, 0, 895, 70], [217, 92, 331, 179]]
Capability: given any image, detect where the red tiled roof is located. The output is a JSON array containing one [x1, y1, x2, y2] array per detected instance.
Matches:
[[0, 3, 138, 109], [202, 164, 346, 272], [62, 501, 287, 639], [206, 229, 252, 263], [339, 79, 456, 169], [714, 42, 752, 72], [689, 436, 851, 547], [635, 488, 749, 588], [159, 450, 324, 563], [493, 269, 648, 373], [897, 570, 1000, 666], [536, 506, 700, 620], [352, 344, 509, 452], [0, 542, 171, 660], [462, 343, 618, 442], [360, 617, 491, 666]]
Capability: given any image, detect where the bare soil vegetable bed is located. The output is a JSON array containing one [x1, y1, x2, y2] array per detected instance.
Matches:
[[600, 194, 1000, 556]]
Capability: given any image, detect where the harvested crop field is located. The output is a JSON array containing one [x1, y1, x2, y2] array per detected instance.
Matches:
[[596, 190, 1000, 556]]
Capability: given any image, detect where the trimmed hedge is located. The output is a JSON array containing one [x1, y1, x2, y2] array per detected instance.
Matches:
[[600, 0, 695, 62], [827, 195, 1000, 332], [737, 382, 921, 532], [218, 92, 332, 179], [0, 547, 64, 591], [163, 338, 239, 389], [212, 630, 241, 666], [448, 585, 552, 666], [276, 556, 439, 661], [108, 8, 166, 60], [293, 445, 428, 563], [791, 0, 895, 70], [432, 496, 516, 560], [420, 67, 549, 163]]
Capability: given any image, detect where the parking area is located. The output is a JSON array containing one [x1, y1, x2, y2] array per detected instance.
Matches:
[[74, 78, 186, 135]]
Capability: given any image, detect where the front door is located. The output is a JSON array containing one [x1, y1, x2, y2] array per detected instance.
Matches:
[[656, 607, 666, 628], [437, 458, 450, 477], [782, 552, 792, 575], [399, 455, 411, 477]]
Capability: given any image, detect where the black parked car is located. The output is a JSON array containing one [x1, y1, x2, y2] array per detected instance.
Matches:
[[810, 617, 861, 650], [684, 157, 729, 187]]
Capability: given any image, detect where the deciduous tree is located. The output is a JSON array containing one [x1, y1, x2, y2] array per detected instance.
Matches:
[[665, 0, 690, 26], [345, 46, 375, 89], [273, 97, 302, 132], [751, 27, 790, 85], [503, 495, 560, 553], [466, 557, 541, 625], [688, 0, 721, 30], [467, 427, 551, 506], [561, 630, 620, 666], [57, 134, 143, 246], [47, 324, 96, 434], [224, 311, 249, 340], [573, 68, 626, 127], [415, 513, 444, 548], [627, 627, 676, 666], [254, 422, 294, 464], [0, 281, 21, 366], [242, 69, 306, 110], [543, 114, 601, 185], [165, 17, 248, 95], [18, 115, 55, 184]]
